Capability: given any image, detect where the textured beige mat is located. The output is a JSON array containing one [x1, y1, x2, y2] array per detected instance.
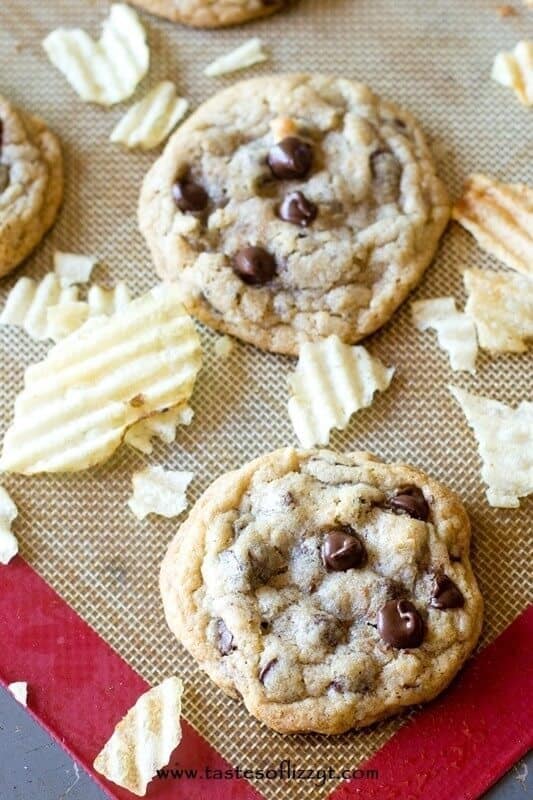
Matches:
[[0, 1, 531, 798]]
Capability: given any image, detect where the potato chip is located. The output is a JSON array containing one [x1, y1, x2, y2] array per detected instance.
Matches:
[[0, 274, 79, 341], [93, 676, 183, 796], [0, 287, 202, 474], [492, 40, 533, 106], [204, 38, 268, 77], [412, 297, 478, 372], [464, 269, 533, 353], [54, 251, 97, 287], [288, 335, 394, 448], [8, 682, 27, 707], [214, 335, 234, 359], [48, 284, 133, 340], [450, 385, 533, 508], [43, 4, 149, 106], [125, 404, 194, 455], [452, 174, 533, 277], [128, 466, 193, 520], [111, 82, 188, 150], [0, 486, 18, 565]]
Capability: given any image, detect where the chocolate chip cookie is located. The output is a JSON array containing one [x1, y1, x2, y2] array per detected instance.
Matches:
[[160, 448, 483, 734], [139, 75, 450, 355], [128, 0, 287, 27], [0, 96, 63, 279]]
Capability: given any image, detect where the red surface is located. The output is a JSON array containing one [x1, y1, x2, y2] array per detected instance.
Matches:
[[1, 557, 532, 800]]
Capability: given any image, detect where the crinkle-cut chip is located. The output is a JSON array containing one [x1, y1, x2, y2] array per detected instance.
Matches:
[[450, 385, 533, 508], [42, 4, 149, 106], [412, 297, 478, 372], [214, 335, 234, 359], [492, 40, 533, 106], [464, 269, 533, 353], [47, 301, 90, 342], [93, 676, 183, 796], [0, 486, 18, 565], [125, 404, 194, 455], [288, 335, 394, 448], [0, 274, 79, 341], [452, 174, 533, 277], [111, 82, 188, 150], [204, 38, 268, 77], [0, 287, 202, 474], [128, 466, 193, 520], [87, 282, 132, 316], [8, 682, 27, 706], [54, 251, 97, 287]]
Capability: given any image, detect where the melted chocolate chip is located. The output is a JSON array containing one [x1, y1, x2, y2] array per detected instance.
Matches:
[[377, 599, 424, 648], [388, 487, 429, 522], [172, 177, 208, 212], [267, 137, 313, 180], [259, 658, 278, 683], [216, 619, 235, 656], [431, 573, 464, 609], [232, 246, 276, 285], [321, 527, 366, 571], [278, 191, 317, 227]]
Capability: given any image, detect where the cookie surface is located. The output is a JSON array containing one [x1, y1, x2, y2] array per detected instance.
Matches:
[[140, 74, 450, 355], [160, 448, 483, 734], [128, 0, 287, 27], [0, 96, 63, 279]]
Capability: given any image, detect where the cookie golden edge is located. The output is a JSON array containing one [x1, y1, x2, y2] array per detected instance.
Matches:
[[160, 447, 483, 735], [128, 0, 287, 28]]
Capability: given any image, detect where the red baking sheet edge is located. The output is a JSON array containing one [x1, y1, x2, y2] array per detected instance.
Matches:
[[1, 557, 532, 800]]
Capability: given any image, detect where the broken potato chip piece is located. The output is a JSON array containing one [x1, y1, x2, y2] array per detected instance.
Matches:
[[492, 40, 533, 106], [464, 269, 533, 353], [43, 4, 149, 106], [94, 676, 183, 797], [452, 174, 533, 277], [204, 38, 268, 77], [125, 404, 194, 455], [288, 335, 394, 448], [0, 287, 202, 474], [128, 466, 194, 520], [412, 297, 478, 372], [54, 251, 97, 287], [111, 82, 188, 150], [0, 486, 18, 565], [450, 385, 533, 508]]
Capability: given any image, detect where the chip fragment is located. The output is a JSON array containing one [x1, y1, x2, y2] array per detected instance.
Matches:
[[93, 676, 183, 796], [464, 269, 533, 352], [0, 486, 18, 565], [450, 385, 533, 508], [125, 404, 194, 455], [204, 38, 268, 77], [128, 466, 194, 520], [0, 287, 202, 474], [288, 336, 394, 448], [412, 297, 478, 372], [111, 82, 188, 150], [0, 274, 79, 341], [54, 251, 97, 287], [43, 4, 149, 106], [452, 174, 533, 277], [492, 40, 533, 106], [8, 682, 28, 706]]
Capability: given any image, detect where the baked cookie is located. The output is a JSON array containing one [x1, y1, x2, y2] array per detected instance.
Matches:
[[0, 96, 63, 279], [139, 75, 450, 355], [160, 448, 483, 734], [128, 0, 287, 27]]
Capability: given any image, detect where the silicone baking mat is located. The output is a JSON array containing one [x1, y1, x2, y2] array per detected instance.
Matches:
[[0, 1, 531, 799]]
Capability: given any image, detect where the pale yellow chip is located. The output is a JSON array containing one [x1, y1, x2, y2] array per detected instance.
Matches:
[[128, 466, 194, 520], [111, 82, 189, 150], [412, 297, 478, 372], [0, 287, 202, 474], [492, 40, 533, 106], [288, 335, 394, 448], [42, 4, 149, 106], [0, 274, 79, 341], [464, 269, 533, 353], [452, 174, 533, 277], [204, 38, 268, 77], [93, 676, 183, 796], [450, 385, 533, 508], [0, 486, 18, 565], [8, 682, 28, 706], [47, 301, 90, 342], [125, 404, 194, 455], [54, 251, 97, 287]]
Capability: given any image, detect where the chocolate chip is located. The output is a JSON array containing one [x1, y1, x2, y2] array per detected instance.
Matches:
[[431, 573, 464, 609], [278, 191, 317, 227], [172, 177, 208, 212], [377, 599, 424, 648], [216, 619, 235, 656], [232, 246, 276, 285], [267, 137, 313, 180], [260, 620, 270, 632], [388, 487, 429, 522], [259, 658, 278, 683], [321, 527, 366, 571]]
